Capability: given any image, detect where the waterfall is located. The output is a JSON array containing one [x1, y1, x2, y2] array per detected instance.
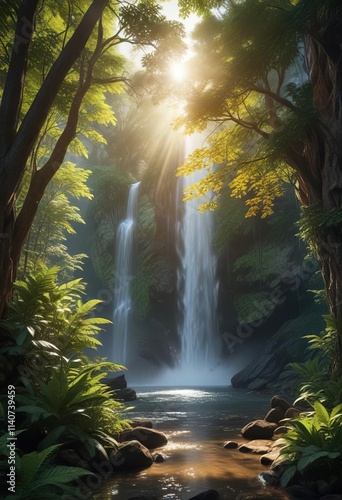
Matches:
[[113, 182, 140, 365], [177, 143, 220, 372]]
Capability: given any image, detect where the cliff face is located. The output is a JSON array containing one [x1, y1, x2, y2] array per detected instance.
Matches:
[[231, 303, 326, 393]]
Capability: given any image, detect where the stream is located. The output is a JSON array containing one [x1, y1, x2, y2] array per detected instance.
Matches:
[[92, 386, 291, 500]]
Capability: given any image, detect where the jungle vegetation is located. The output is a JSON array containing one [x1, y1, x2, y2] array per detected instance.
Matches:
[[0, 0, 342, 497]]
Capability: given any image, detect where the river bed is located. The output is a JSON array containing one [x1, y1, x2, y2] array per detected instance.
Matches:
[[92, 386, 290, 500]]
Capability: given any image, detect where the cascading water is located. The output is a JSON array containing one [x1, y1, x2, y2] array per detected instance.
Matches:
[[113, 182, 140, 365], [177, 139, 220, 375]]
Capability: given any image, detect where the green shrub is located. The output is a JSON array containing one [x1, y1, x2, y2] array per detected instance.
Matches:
[[274, 401, 342, 491]]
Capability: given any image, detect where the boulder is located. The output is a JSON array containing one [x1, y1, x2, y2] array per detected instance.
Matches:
[[285, 407, 300, 419], [222, 441, 239, 449], [264, 406, 285, 423], [241, 420, 277, 439], [153, 452, 167, 463], [238, 439, 273, 454], [259, 470, 280, 486], [128, 496, 158, 500], [106, 374, 127, 390], [247, 378, 270, 391], [110, 440, 153, 469], [189, 490, 220, 500], [231, 307, 325, 391], [119, 426, 168, 449], [270, 395, 291, 411], [232, 354, 281, 389], [128, 497, 158, 500], [114, 388, 137, 401], [260, 450, 279, 465], [273, 426, 288, 436], [130, 418, 153, 429]]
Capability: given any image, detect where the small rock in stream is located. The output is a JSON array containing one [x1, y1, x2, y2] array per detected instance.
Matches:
[[188, 490, 220, 500], [222, 441, 239, 449]]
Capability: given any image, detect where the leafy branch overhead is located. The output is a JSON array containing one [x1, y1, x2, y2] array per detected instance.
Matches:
[[0, 0, 186, 318]]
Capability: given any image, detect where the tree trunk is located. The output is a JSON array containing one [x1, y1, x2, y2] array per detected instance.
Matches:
[[303, 8, 342, 372]]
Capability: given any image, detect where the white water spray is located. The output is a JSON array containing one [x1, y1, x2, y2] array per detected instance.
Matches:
[[113, 182, 140, 364]]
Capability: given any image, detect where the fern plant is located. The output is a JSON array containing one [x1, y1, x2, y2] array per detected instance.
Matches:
[[289, 315, 342, 407], [9, 267, 111, 356], [0, 441, 90, 500], [16, 358, 128, 459], [274, 401, 342, 491]]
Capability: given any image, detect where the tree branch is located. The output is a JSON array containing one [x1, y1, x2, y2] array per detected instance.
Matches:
[[4, 0, 109, 201], [0, 0, 39, 157], [12, 16, 106, 262], [250, 84, 298, 112]]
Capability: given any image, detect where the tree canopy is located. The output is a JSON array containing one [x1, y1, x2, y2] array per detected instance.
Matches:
[[0, 0, 185, 317], [169, 0, 342, 371]]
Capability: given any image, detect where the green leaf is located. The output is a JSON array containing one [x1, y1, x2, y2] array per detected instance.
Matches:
[[34, 465, 92, 486], [37, 426, 67, 451], [331, 403, 342, 418], [297, 450, 330, 471], [314, 401, 330, 425], [21, 445, 60, 488], [280, 465, 297, 487]]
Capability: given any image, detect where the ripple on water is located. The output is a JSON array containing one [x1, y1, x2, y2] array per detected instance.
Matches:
[[92, 387, 291, 500]]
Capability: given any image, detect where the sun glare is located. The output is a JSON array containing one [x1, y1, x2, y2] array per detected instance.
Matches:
[[170, 61, 187, 82]]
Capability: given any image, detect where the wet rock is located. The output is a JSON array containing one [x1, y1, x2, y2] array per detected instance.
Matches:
[[247, 378, 270, 391], [222, 441, 239, 449], [241, 420, 277, 439], [231, 307, 325, 391], [188, 490, 220, 500], [264, 406, 285, 423], [119, 426, 168, 449], [238, 439, 273, 454], [231, 354, 281, 389], [285, 407, 301, 419], [153, 452, 167, 463], [106, 374, 127, 390], [128, 496, 159, 500], [130, 418, 153, 429], [260, 450, 279, 465], [273, 425, 288, 436], [114, 387, 137, 401], [110, 440, 153, 469], [270, 395, 291, 411], [259, 470, 280, 486]]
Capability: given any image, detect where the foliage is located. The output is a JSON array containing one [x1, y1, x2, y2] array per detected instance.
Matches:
[[131, 271, 150, 319], [0, 265, 128, 497], [298, 203, 342, 255], [17, 359, 127, 458], [274, 401, 342, 491], [8, 267, 110, 356], [290, 316, 342, 407], [233, 291, 279, 325], [0, 442, 91, 500], [0, 0, 186, 318], [18, 162, 92, 279], [86, 165, 133, 287]]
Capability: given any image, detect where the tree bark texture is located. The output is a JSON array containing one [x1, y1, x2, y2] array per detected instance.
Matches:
[[302, 7, 342, 371]]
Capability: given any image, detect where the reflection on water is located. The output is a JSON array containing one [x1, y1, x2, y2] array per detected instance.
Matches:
[[92, 387, 290, 500]]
